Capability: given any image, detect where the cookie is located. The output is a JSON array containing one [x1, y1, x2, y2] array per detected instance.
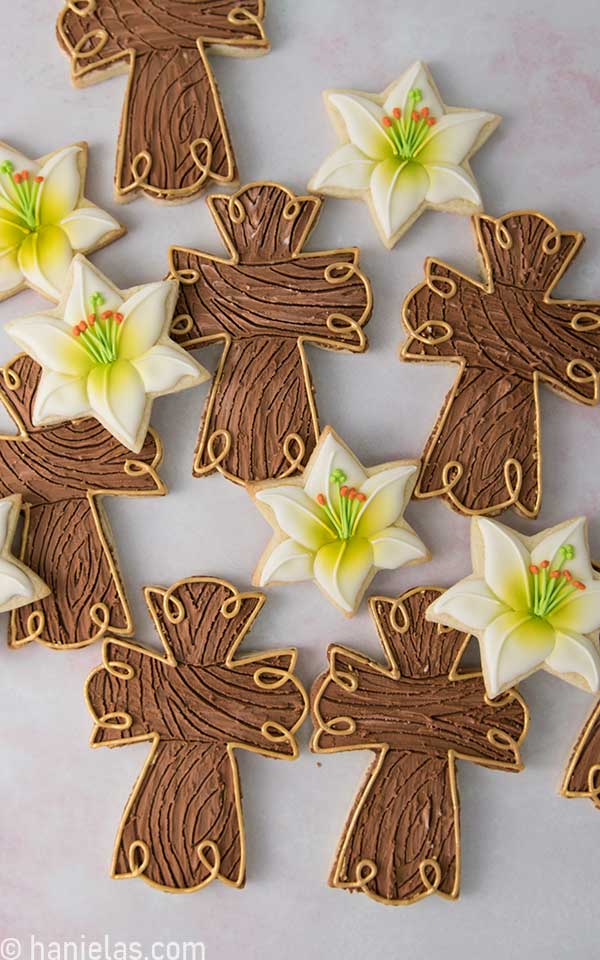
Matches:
[[427, 516, 600, 698], [401, 211, 600, 517], [309, 60, 499, 248], [0, 495, 49, 612], [561, 693, 600, 810], [6, 255, 208, 453], [0, 353, 164, 650], [250, 427, 429, 617], [0, 141, 124, 302], [311, 586, 528, 904], [169, 182, 372, 484], [85, 576, 308, 892], [56, 2, 269, 204]]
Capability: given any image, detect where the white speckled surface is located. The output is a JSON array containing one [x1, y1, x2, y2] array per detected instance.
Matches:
[[1, 1, 600, 956]]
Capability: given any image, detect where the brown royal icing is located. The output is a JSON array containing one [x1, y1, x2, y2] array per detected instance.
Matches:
[[86, 576, 308, 892], [311, 587, 528, 904], [0, 354, 163, 650], [401, 211, 600, 518], [56, 1, 269, 203], [169, 182, 372, 484]]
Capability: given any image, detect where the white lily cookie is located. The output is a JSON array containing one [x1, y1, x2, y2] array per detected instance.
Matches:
[[6, 255, 209, 452], [0, 141, 124, 302], [309, 61, 500, 248], [427, 516, 600, 698], [0, 495, 49, 613], [250, 427, 429, 617]]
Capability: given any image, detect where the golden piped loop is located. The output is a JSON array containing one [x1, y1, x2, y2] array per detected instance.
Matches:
[[228, 196, 246, 224], [66, 0, 97, 14], [18, 610, 44, 645], [331, 665, 358, 693], [586, 765, 600, 807], [419, 858, 442, 893], [279, 433, 306, 477], [96, 710, 133, 732], [408, 319, 453, 345], [283, 199, 302, 222], [1, 364, 21, 391], [324, 260, 358, 285], [171, 313, 194, 336], [354, 859, 377, 887], [484, 690, 514, 708], [162, 588, 186, 625], [189, 138, 214, 186], [389, 598, 410, 634], [567, 358, 597, 387], [203, 429, 233, 473], [261, 720, 294, 748], [571, 311, 600, 332], [326, 313, 366, 351], [220, 589, 255, 620], [88, 602, 110, 641], [494, 221, 513, 250], [121, 151, 152, 194], [253, 666, 292, 691], [487, 727, 519, 761], [441, 460, 464, 490], [320, 714, 356, 737], [71, 27, 107, 61], [126, 840, 150, 878], [542, 228, 562, 255], [425, 267, 457, 300], [170, 263, 200, 285], [196, 840, 221, 880], [104, 657, 135, 681], [227, 6, 265, 37]]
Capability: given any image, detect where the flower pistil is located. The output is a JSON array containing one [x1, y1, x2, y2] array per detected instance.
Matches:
[[529, 543, 586, 620], [381, 88, 437, 161], [316, 469, 367, 540], [0, 159, 44, 232], [72, 291, 123, 365]]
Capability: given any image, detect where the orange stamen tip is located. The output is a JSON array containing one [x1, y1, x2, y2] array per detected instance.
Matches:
[[392, 107, 402, 119], [316, 493, 326, 506], [340, 486, 348, 497], [550, 570, 561, 579], [88, 315, 95, 325], [563, 570, 572, 581], [427, 117, 436, 126], [21, 170, 29, 180], [72, 325, 81, 336], [348, 489, 357, 500], [13, 173, 21, 184], [78, 320, 87, 333], [114, 312, 124, 324], [411, 110, 420, 121], [34, 175, 44, 183], [101, 310, 113, 319], [574, 581, 586, 591], [382, 116, 392, 128], [540, 560, 550, 569], [357, 492, 367, 502], [421, 106, 430, 117], [529, 564, 539, 575]]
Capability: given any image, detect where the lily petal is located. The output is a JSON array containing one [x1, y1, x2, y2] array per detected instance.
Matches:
[[64, 258, 122, 330], [131, 343, 208, 395], [118, 281, 177, 359], [0, 216, 28, 253], [355, 464, 417, 537], [545, 630, 600, 693], [481, 610, 554, 697], [370, 525, 428, 569], [310, 143, 377, 193], [0, 245, 23, 293], [424, 162, 482, 206], [548, 580, 600, 634], [259, 539, 315, 585], [328, 92, 394, 161], [60, 204, 121, 251], [304, 431, 367, 509], [6, 314, 93, 376], [17, 225, 73, 300], [428, 577, 509, 631], [417, 111, 497, 165], [382, 61, 445, 120], [530, 517, 593, 584], [314, 536, 373, 613], [37, 145, 81, 225], [476, 517, 531, 611], [256, 486, 335, 552], [0, 556, 34, 606], [33, 369, 90, 424], [0, 498, 12, 546], [370, 159, 428, 242], [87, 359, 147, 451]]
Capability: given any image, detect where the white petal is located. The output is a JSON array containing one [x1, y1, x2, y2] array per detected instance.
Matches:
[[314, 537, 373, 614], [481, 610, 554, 697], [327, 92, 393, 160], [355, 464, 417, 538], [37, 145, 82, 224], [0, 556, 34, 606], [0, 497, 15, 550], [382, 61, 444, 120], [475, 517, 531, 612], [370, 525, 428, 569], [428, 577, 509, 631], [0, 143, 38, 205], [64, 258, 122, 329], [370, 159, 428, 242], [310, 143, 377, 194], [530, 517, 593, 584], [118, 281, 177, 359], [17, 225, 73, 301], [417, 111, 497, 165], [87, 359, 147, 451], [131, 343, 208, 395], [256, 486, 334, 552], [304, 431, 367, 508], [548, 581, 600, 634], [425, 162, 482, 206], [545, 630, 600, 693], [259, 539, 315, 585], [6, 315, 93, 376], [0, 244, 23, 293], [33, 370, 90, 423], [60, 204, 121, 251]]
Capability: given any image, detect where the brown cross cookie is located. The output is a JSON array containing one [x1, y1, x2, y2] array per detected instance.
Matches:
[[311, 586, 528, 905], [562, 699, 600, 810], [85, 576, 308, 892], [0, 354, 164, 650], [56, 1, 269, 203], [169, 182, 372, 484], [401, 211, 600, 518]]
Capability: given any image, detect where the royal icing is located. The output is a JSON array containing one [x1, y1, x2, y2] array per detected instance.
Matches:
[[0, 494, 49, 613], [0, 142, 122, 301], [428, 516, 600, 698], [309, 61, 499, 248], [6, 256, 209, 452], [252, 427, 429, 616]]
